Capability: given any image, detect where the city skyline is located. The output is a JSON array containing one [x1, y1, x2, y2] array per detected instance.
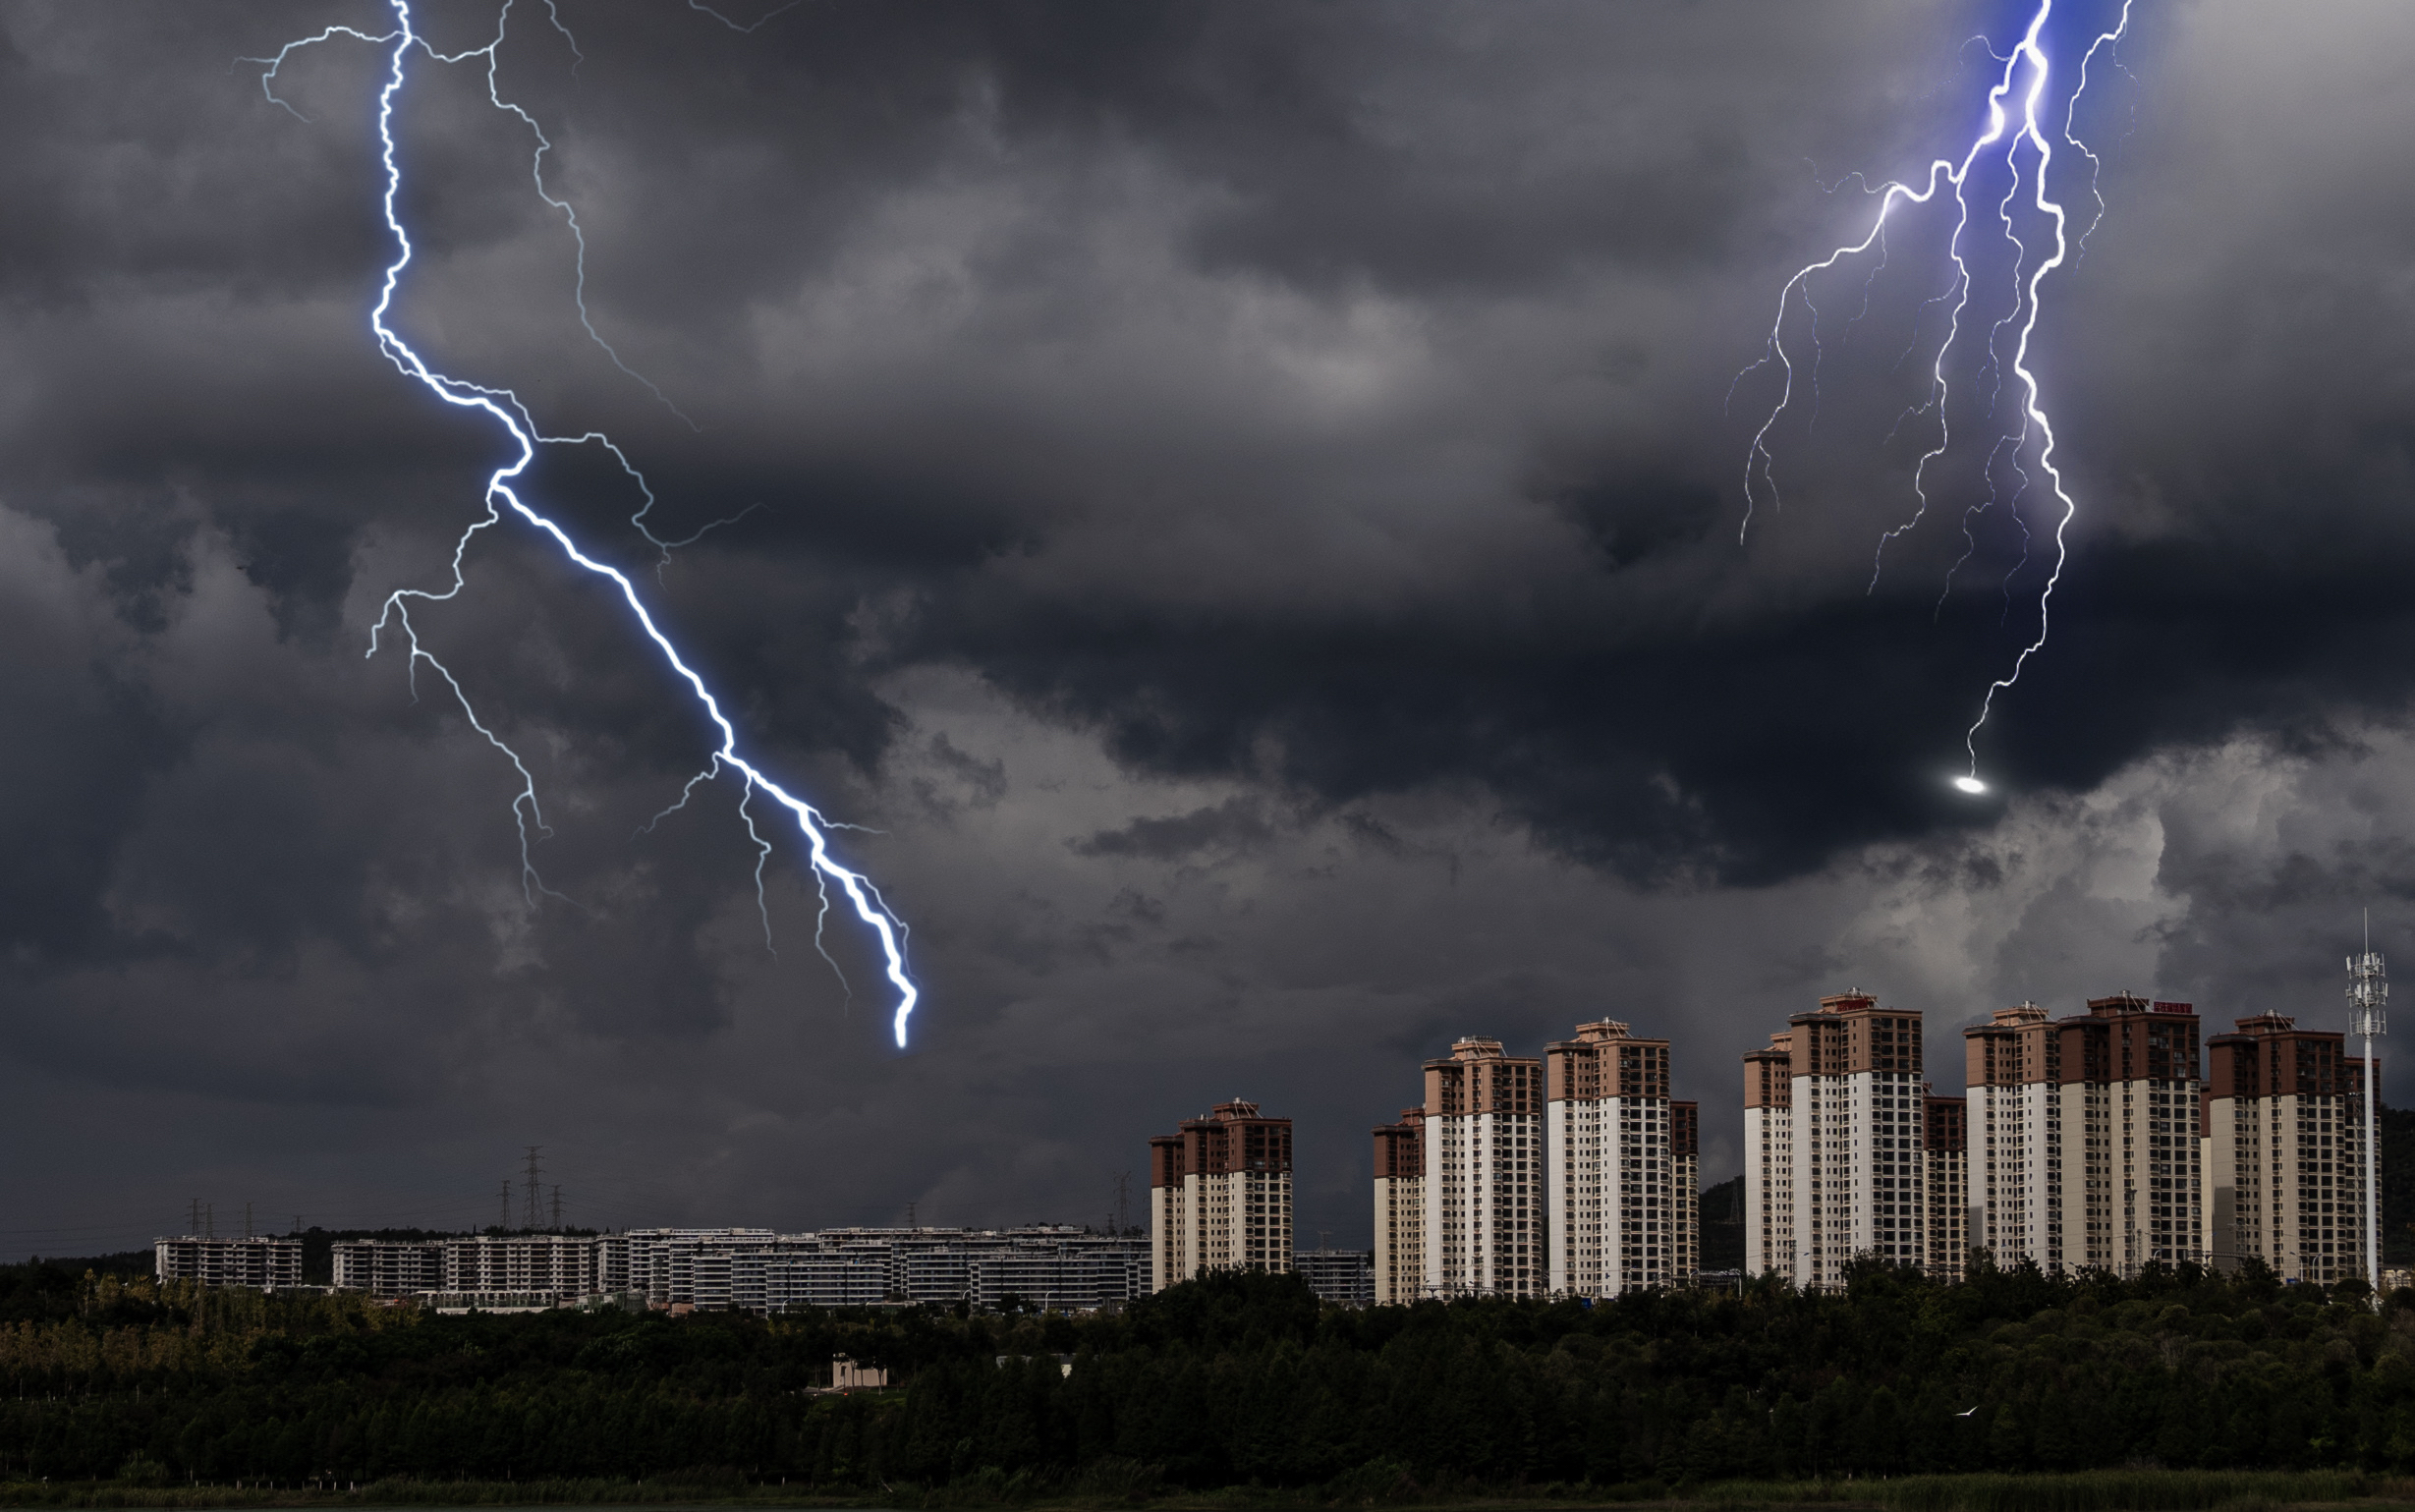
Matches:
[[22, 967, 2396, 1265], [7, 3, 2415, 1265]]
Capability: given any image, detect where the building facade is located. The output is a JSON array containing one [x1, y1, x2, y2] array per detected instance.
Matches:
[[625, 1227, 1145, 1312], [331, 1239, 447, 1296], [1791, 993, 1929, 1288], [1147, 1099, 1295, 1291], [1425, 1037, 1546, 1298], [153, 1235, 303, 1290], [1372, 1107, 1426, 1304], [1743, 1034, 1794, 1278], [446, 1233, 599, 1296], [2203, 1012, 2372, 1283], [1925, 1090, 1969, 1283], [1544, 1021, 1674, 1297], [1967, 994, 2205, 1275], [1294, 1248, 1376, 1306], [329, 1227, 1143, 1312], [1671, 1100, 1700, 1285]]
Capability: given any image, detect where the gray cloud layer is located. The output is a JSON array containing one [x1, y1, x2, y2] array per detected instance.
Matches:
[[4, 0, 2414, 1258]]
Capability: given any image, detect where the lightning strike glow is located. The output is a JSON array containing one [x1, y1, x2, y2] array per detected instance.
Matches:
[[256, 1, 920, 1047], [1732, 1, 2135, 785], [1952, 775, 1988, 795]]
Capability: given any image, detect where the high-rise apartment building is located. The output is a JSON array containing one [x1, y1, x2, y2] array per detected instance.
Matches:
[[1794, 993, 1928, 1288], [1425, 1037, 1545, 1298], [1372, 1107, 1426, 1304], [1966, 994, 2204, 1275], [1966, 1002, 2050, 1265], [1544, 1021, 1673, 1297], [1671, 1100, 1700, 1284], [1742, 993, 1929, 1289], [2203, 1012, 2372, 1283], [1924, 1091, 1969, 1283], [1743, 1034, 1794, 1278], [1147, 1099, 1294, 1291]]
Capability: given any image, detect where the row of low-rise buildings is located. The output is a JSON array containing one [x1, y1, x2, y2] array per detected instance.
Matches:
[[156, 1226, 1151, 1313], [1746, 991, 2373, 1289]]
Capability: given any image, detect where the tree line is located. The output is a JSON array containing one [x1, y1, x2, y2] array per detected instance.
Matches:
[[5, 1258, 2415, 1490]]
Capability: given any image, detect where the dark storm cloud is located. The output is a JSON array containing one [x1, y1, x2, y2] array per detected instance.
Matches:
[[1071, 796, 1274, 861], [5, 0, 2415, 1248]]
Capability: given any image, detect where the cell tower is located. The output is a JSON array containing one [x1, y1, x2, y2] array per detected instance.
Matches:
[[2348, 914, 2387, 1298]]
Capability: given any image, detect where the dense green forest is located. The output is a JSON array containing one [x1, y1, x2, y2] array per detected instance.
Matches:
[[7, 1260, 2415, 1492], [1700, 1177, 1743, 1274]]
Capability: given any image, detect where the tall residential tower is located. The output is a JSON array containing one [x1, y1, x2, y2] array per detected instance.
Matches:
[[1743, 1033, 1794, 1278], [1372, 1107, 1426, 1304], [1148, 1099, 1294, 1291], [1744, 993, 1935, 1289], [1544, 1021, 1677, 1297], [1966, 994, 2204, 1275], [2203, 1013, 2371, 1283], [1424, 1037, 1545, 1298]]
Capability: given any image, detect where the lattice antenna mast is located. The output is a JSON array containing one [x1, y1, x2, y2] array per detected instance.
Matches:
[[2349, 911, 2387, 1298], [523, 1147, 544, 1231]]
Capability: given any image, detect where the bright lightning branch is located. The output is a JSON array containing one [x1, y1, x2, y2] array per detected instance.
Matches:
[[249, 2, 920, 1046]]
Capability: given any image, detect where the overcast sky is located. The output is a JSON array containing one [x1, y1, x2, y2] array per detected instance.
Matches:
[[6, 0, 2415, 1260]]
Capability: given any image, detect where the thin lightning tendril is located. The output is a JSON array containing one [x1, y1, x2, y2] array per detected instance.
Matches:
[[1733, 0, 2135, 783], [258, 1, 919, 1047]]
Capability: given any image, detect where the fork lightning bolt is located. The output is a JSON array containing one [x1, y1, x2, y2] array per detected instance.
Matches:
[[261, 1, 920, 1046], [1733, 1, 2134, 783]]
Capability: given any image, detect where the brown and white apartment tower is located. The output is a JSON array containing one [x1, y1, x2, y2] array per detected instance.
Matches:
[[2203, 1012, 2371, 1283], [1966, 994, 2204, 1275], [1924, 1089, 1969, 1283], [1745, 992, 1930, 1289], [1671, 1100, 1701, 1283], [1372, 1107, 1426, 1305], [1743, 1033, 1794, 1278], [1544, 1021, 1677, 1297], [1424, 1037, 1545, 1298], [1147, 1099, 1293, 1292]]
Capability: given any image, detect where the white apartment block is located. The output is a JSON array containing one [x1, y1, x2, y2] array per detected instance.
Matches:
[[448, 1232, 598, 1295], [1925, 1093, 1970, 1283], [1544, 1021, 1674, 1297], [625, 1228, 778, 1306], [1671, 1101, 1700, 1284], [331, 1240, 445, 1295], [1966, 994, 2204, 1275], [336, 1233, 600, 1299], [1372, 1107, 1426, 1305], [625, 1227, 1143, 1312], [1147, 1100, 1294, 1290], [153, 1235, 303, 1290], [1744, 1036, 1793, 1278], [1424, 1037, 1545, 1298], [331, 1227, 1144, 1312], [2205, 1012, 2373, 1283], [1745, 992, 1930, 1289]]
